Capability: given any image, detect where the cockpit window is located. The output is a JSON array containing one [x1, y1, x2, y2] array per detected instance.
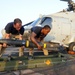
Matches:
[[40, 17, 52, 28], [31, 18, 41, 26], [24, 17, 52, 30]]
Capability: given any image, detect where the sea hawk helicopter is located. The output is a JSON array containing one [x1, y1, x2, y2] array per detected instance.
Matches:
[[23, 0, 75, 52], [0, 0, 75, 72]]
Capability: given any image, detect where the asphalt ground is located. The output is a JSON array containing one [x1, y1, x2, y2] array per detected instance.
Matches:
[[0, 58, 75, 75], [0, 47, 75, 75]]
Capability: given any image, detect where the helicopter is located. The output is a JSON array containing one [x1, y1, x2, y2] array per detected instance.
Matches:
[[23, 0, 75, 52], [1, 0, 75, 72]]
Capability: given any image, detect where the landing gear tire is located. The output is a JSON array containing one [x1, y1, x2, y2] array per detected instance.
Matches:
[[69, 42, 75, 51]]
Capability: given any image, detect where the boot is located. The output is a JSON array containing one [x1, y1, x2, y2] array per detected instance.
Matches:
[[19, 47, 24, 57]]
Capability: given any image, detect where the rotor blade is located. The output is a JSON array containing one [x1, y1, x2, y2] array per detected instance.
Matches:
[[60, 0, 70, 2]]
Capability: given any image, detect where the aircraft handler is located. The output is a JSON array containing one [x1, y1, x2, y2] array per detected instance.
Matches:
[[29, 25, 51, 59], [0, 18, 25, 57]]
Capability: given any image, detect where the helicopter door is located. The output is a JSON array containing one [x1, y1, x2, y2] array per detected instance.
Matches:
[[48, 18, 62, 42], [61, 23, 71, 44], [61, 23, 71, 35]]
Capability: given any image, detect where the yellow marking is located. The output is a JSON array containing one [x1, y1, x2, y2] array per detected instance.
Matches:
[[45, 60, 51, 65], [26, 40, 29, 47], [43, 43, 47, 48]]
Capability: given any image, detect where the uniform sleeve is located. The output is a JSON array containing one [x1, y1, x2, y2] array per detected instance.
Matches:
[[31, 27, 38, 34], [20, 27, 25, 35], [5, 23, 11, 34]]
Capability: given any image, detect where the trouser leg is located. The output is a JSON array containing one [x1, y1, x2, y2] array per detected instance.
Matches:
[[28, 48, 34, 60], [1, 29, 6, 39], [19, 46, 24, 57], [0, 44, 6, 57], [29, 48, 34, 56]]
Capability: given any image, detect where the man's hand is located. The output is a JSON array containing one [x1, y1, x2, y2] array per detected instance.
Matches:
[[3, 43, 7, 47], [19, 35, 23, 40], [37, 44, 42, 50]]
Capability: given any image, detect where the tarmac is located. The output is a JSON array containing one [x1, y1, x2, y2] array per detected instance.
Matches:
[[0, 47, 75, 75], [0, 58, 75, 75]]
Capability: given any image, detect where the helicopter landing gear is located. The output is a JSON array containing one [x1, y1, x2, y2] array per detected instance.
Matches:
[[69, 42, 75, 51]]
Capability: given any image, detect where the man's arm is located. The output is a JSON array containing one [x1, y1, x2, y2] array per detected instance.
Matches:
[[5, 33, 11, 39], [30, 32, 42, 49], [2, 33, 11, 47], [19, 34, 23, 40], [30, 32, 38, 46], [19, 27, 24, 40]]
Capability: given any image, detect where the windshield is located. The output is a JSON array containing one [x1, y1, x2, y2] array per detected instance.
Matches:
[[24, 17, 52, 30], [40, 17, 52, 28], [32, 17, 52, 28], [24, 18, 41, 30], [31, 18, 41, 26]]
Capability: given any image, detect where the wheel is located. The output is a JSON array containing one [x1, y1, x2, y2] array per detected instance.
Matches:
[[69, 42, 75, 51]]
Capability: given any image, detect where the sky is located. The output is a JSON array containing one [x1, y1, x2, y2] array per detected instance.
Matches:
[[0, 0, 74, 37]]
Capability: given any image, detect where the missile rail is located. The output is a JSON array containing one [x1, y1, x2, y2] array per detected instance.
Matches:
[[0, 39, 69, 72]]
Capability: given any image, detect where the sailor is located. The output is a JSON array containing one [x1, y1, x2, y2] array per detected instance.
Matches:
[[28, 25, 51, 59], [1, 18, 25, 57], [30, 25, 51, 49]]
